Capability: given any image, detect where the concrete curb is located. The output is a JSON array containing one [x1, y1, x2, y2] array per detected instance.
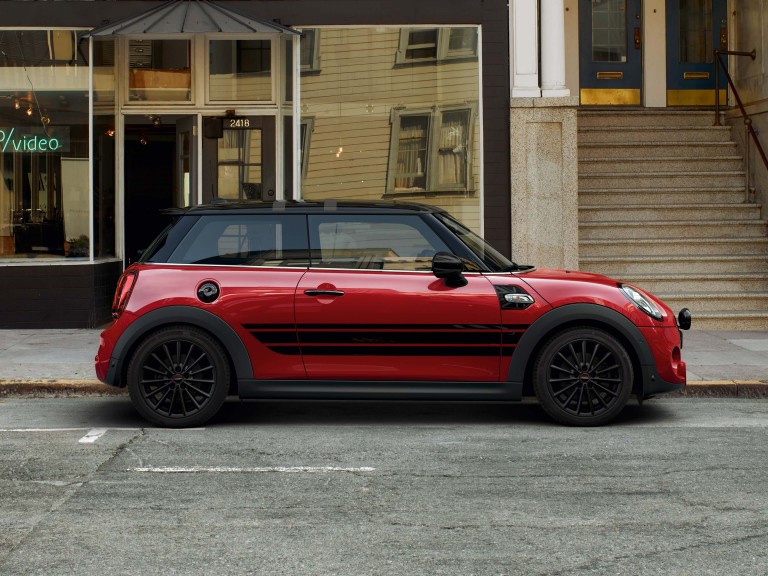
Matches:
[[1, 379, 768, 398]]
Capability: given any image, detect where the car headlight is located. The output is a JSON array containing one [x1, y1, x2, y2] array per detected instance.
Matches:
[[620, 284, 664, 321]]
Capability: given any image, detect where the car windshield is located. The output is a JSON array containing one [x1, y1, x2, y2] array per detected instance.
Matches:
[[435, 213, 519, 272]]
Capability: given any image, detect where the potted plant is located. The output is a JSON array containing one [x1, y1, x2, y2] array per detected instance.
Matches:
[[65, 234, 89, 257]]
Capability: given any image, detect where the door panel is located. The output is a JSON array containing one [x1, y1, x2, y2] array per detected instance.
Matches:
[[296, 270, 503, 381], [579, 0, 643, 105], [666, 0, 728, 105]]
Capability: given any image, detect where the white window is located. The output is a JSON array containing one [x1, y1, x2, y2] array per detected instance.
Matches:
[[395, 27, 478, 64], [387, 106, 476, 196]]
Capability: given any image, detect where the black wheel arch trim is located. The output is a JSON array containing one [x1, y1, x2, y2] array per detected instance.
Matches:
[[507, 303, 658, 395], [105, 306, 253, 387]]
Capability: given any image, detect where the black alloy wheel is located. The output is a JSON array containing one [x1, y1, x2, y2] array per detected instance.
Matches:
[[533, 327, 633, 426], [127, 326, 231, 427]]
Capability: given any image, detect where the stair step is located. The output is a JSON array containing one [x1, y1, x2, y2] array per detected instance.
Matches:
[[580, 220, 768, 240], [580, 171, 745, 189], [578, 126, 733, 143], [683, 311, 768, 331], [578, 110, 717, 128], [579, 186, 748, 205], [579, 237, 768, 258], [580, 254, 768, 275], [579, 141, 738, 160], [579, 156, 743, 173], [579, 203, 761, 222], [614, 272, 768, 294], [658, 292, 768, 313]]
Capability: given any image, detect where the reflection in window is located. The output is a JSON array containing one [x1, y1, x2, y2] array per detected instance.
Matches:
[[396, 28, 478, 63], [128, 39, 191, 102], [300, 30, 321, 72], [209, 39, 272, 101], [679, 0, 713, 64], [299, 26, 481, 232], [310, 215, 450, 270], [217, 129, 262, 200], [591, 0, 627, 63], [388, 107, 474, 195]]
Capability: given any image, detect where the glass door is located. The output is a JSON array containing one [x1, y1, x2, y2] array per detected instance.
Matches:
[[666, 0, 728, 106], [202, 116, 276, 202], [579, 0, 643, 105]]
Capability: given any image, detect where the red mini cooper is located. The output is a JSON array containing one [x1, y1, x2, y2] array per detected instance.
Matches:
[[96, 200, 691, 427]]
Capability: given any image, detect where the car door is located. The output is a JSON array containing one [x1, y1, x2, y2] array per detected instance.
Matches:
[[295, 213, 503, 382], [163, 212, 310, 379]]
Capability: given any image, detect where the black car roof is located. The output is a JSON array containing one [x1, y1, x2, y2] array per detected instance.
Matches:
[[164, 199, 446, 216]]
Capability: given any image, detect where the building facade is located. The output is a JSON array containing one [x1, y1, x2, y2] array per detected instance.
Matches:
[[0, 0, 765, 328]]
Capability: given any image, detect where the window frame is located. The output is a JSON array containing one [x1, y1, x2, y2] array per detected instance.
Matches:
[[395, 27, 479, 65], [299, 28, 322, 73], [205, 34, 277, 104], [123, 35, 194, 105], [385, 103, 477, 197]]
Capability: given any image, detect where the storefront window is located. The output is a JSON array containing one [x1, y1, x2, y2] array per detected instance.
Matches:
[[298, 26, 482, 231], [209, 39, 272, 102], [0, 29, 91, 259], [128, 39, 191, 103]]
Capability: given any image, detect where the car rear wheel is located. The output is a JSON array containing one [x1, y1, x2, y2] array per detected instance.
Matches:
[[533, 327, 632, 426], [127, 326, 231, 427]]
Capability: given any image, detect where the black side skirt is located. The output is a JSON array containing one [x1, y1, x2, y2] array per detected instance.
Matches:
[[238, 380, 524, 401]]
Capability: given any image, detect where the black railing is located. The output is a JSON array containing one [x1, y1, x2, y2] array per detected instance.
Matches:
[[714, 49, 768, 200]]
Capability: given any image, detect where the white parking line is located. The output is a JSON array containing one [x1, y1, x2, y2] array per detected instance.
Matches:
[[78, 428, 109, 444], [129, 466, 376, 474]]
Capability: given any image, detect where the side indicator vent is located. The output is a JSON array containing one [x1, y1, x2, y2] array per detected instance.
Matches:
[[494, 285, 535, 310]]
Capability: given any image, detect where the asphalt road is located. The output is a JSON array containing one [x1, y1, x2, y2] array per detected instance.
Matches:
[[1, 397, 767, 576]]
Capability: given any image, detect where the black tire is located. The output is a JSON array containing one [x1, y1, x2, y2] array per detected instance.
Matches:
[[533, 327, 633, 426], [127, 326, 231, 427]]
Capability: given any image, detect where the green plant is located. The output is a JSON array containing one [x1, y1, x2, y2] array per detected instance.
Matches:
[[66, 234, 89, 257]]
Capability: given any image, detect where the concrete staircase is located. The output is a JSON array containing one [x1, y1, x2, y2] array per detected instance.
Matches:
[[578, 110, 768, 330]]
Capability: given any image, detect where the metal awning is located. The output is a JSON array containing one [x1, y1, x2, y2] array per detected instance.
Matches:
[[85, 0, 299, 36]]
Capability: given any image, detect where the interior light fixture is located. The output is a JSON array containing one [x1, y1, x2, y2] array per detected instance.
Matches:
[[13, 99, 20, 110], [25, 106, 33, 117]]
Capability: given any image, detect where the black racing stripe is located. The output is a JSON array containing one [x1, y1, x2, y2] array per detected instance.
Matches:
[[244, 323, 529, 331], [249, 331, 299, 344], [296, 332, 502, 345], [287, 346, 504, 356]]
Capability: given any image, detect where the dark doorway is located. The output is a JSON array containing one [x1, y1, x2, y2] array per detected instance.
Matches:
[[124, 125, 175, 263]]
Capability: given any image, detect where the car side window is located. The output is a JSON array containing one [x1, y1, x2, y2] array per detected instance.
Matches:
[[308, 214, 451, 270], [167, 214, 310, 267]]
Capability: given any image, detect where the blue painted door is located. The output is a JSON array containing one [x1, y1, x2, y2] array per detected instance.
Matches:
[[666, 0, 728, 105], [579, 0, 643, 105]]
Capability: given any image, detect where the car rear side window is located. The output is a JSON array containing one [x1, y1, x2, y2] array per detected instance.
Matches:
[[308, 214, 451, 270], [166, 214, 310, 267]]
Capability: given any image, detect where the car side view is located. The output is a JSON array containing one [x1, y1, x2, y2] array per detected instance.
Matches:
[[95, 200, 692, 427]]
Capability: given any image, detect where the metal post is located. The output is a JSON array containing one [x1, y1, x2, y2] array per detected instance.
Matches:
[[714, 50, 721, 126], [744, 119, 751, 202]]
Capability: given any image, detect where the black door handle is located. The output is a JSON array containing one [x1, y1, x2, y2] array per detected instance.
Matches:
[[304, 289, 345, 297]]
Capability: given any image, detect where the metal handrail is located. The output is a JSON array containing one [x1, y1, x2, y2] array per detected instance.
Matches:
[[714, 49, 768, 200]]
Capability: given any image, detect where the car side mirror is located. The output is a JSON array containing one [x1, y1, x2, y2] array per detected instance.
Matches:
[[432, 251, 468, 287]]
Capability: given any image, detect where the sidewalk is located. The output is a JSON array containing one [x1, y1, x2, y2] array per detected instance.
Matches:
[[0, 328, 766, 397]]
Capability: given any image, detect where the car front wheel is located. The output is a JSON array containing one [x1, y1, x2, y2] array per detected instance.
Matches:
[[533, 327, 633, 426], [127, 326, 231, 427]]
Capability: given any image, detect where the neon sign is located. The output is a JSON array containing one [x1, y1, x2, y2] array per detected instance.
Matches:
[[0, 127, 70, 154]]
